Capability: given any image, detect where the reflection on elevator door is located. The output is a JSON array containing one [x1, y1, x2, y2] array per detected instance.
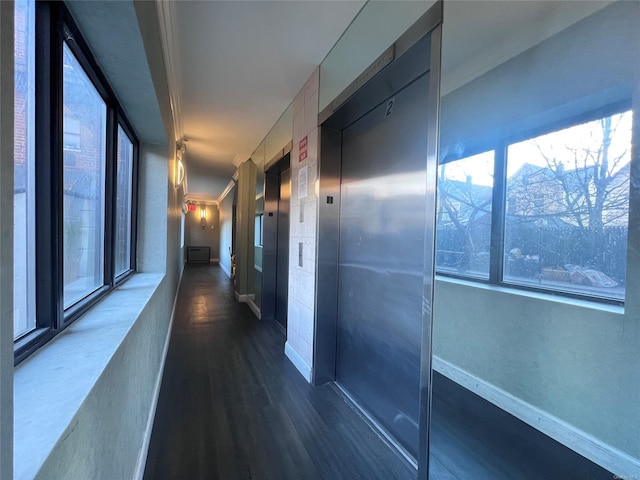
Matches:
[[336, 74, 429, 460], [275, 168, 290, 329]]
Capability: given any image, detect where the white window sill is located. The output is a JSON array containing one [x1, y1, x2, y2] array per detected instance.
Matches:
[[13, 273, 164, 480], [435, 274, 624, 315]]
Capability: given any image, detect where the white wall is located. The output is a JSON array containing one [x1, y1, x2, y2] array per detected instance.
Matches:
[[138, 145, 169, 273], [27, 274, 174, 480], [433, 280, 635, 456], [185, 204, 219, 261], [10, 136, 182, 480], [0, 3, 14, 479]]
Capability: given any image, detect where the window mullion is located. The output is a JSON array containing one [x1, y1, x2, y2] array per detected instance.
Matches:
[[15, 1, 63, 364], [489, 143, 507, 284], [129, 139, 139, 273], [36, 0, 64, 332], [104, 106, 117, 286]]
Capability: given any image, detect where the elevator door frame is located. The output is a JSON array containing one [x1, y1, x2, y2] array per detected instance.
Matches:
[[262, 153, 291, 330], [314, 4, 442, 478]]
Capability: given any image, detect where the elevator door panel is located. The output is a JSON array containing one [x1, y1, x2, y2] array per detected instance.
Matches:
[[275, 168, 290, 329], [336, 74, 429, 459]]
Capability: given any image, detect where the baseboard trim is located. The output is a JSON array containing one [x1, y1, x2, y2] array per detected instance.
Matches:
[[234, 292, 255, 303], [246, 297, 261, 319], [219, 262, 232, 278], [133, 266, 184, 480], [432, 356, 640, 476], [284, 341, 312, 383], [210, 258, 220, 264]]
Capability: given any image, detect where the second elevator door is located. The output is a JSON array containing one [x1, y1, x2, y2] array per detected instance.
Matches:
[[336, 73, 429, 460]]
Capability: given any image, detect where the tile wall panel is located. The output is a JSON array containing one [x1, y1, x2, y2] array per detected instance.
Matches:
[[285, 68, 320, 381]]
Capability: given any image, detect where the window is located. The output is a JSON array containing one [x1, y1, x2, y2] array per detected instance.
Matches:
[[437, 108, 632, 303], [504, 111, 631, 300], [115, 125, 134, 277], [14, 2, 139, 361], [13, 0, 36, 340], [436, 151, 494, 279], [62, 42, 107, 308]]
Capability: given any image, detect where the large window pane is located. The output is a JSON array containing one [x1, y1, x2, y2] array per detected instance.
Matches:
[[436, 151, 494, 279], [503, 111, 632, 300], [63, 43, 107, 308], [115, 125, 133, 276], [13, 0, 36, 339]]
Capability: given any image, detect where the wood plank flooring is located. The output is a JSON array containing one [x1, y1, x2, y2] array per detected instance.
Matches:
[[143, 264, 416, 480], [429, 372, 613, 480], [144, 264, 614, 480]]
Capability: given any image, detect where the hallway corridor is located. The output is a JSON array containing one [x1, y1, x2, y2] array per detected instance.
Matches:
[[143, 264, 416, 480]]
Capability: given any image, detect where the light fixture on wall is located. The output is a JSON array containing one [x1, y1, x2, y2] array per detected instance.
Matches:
[[200, 206, 207, 229], [175, 141, 186, 188]]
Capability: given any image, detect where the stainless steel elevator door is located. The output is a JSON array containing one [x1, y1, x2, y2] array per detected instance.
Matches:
[[336, 73, 429, 459], [275, 168, 290, 329]]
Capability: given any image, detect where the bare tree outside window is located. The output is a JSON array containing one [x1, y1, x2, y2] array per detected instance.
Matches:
[[504, 111, 632, 299], [436, 151, 494, 278], [436, 111, 632, 301]]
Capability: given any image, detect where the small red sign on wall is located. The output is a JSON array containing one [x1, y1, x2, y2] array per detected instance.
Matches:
[[299, 135, 308, 162]]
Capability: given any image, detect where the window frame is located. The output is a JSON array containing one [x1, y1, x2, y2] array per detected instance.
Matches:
[[13, 0, 38, 343], [14, 2, 139, 363], [435, 149, 496, 280], [436, 101, 632, 306], [114, 116, 139, 283]]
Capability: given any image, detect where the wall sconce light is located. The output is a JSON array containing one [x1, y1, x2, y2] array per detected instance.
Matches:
[[176, 159, 185, 187], [200, 206, 207, 229], [175, 141, 186, 188]]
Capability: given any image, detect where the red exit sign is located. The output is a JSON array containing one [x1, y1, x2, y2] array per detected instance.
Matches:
[[299, 135, 308, 162]]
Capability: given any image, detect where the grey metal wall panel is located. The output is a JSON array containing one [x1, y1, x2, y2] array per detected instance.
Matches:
[[275, 168, 290, 329], [261, 171, 279, 321], [313, 127, 342, 385], [336, 73, 430, 459]]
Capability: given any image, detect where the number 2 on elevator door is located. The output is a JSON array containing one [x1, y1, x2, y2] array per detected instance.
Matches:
[[385, 97, 395, 117]]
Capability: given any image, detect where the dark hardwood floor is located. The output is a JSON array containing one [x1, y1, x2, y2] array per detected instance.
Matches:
[[144, 264, 614, 480], [429, 372, 613, 480], [143, 264, 416, 480]]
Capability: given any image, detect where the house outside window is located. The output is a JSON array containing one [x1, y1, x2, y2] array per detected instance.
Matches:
[[436, 109, 632, 303]]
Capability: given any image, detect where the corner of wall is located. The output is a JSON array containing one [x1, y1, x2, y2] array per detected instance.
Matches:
[[285, 341, 313, 383], [138, 143, 170, 274]]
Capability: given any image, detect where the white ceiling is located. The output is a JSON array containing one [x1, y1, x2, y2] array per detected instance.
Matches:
[[165, 0, 365, 201], [159, 0, 613, 203]]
